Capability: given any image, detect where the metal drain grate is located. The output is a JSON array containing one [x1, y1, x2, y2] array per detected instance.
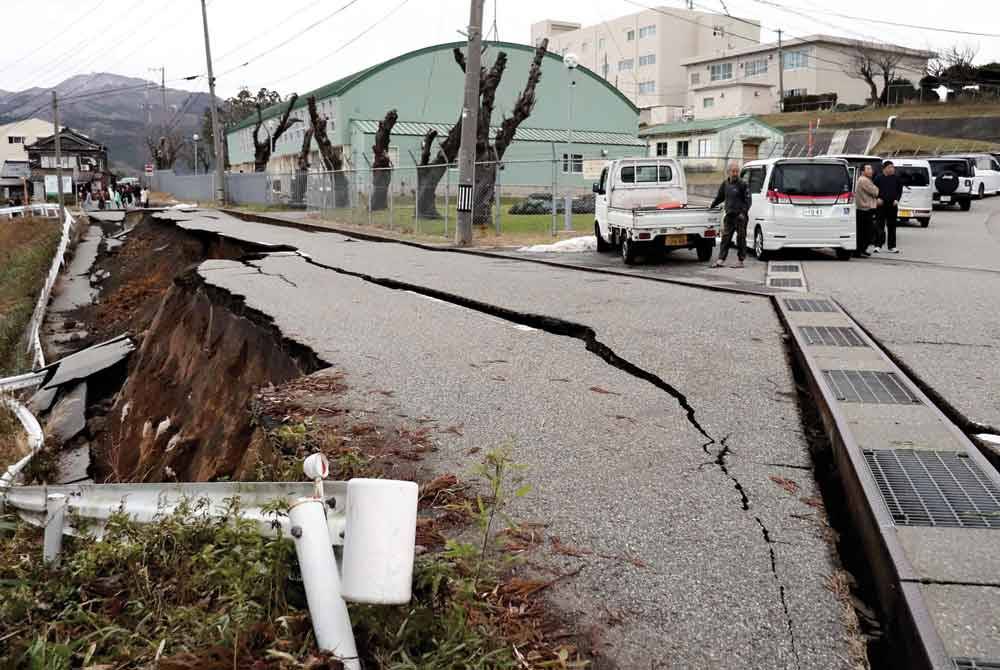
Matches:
[[770, 277, 803, 287], [801, 326, 866, 347], [955, 659, 1000, 669], [784, 298, 836, 312], [864, 450, 1000, 529], [771, 264, 800, 272], [823, 370, 921, 404]]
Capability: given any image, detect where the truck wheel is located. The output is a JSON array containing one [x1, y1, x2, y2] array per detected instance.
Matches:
[[836, 248, 852, 261], [622, 237, 638, 265], [753, 227, 769, 261], [960, 198, 972, 211], [918, 217, 931, 228], [595, 222, 610, 252], [696, 241, 713, 262]]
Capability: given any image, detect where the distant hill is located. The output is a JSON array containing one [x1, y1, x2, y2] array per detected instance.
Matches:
[[0, 73, 215, 173]]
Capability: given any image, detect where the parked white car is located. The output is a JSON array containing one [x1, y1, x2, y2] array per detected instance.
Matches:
[[893, 159, 933, 228], [945, 153, 1000, 198], [821, 154, 882, 186], [739, 158, 856, 260], [925, 158, 975, 211], [593, 158, 720, 265]]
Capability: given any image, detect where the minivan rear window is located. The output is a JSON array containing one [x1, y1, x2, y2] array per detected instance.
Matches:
[[931, 160, 970, 177], [897, 166, 930, 187], [769, 163, 851, 196]]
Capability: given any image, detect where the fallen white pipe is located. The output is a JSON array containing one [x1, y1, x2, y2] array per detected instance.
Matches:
[[0, 395, 44, 492], [289, 497, 360, 670]]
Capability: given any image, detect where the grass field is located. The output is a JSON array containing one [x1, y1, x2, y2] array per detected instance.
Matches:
[[759, 101, 1000, 130], [872, 129, 1000, 155], [0, 218, 60, 376]]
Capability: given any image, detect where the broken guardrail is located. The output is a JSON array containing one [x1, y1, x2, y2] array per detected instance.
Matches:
[[0, 454, 418, 668]]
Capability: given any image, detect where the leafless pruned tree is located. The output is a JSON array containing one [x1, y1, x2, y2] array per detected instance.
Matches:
[[370, 109, 398, 211], [846, 44, 882, 106], [252, 93, 301, 172], [292, 126, 314, 206], [146, 133, 181, 170], [927, 45, 979, 84], [307, 95, 350, 208], [416, 39, 548, 221]]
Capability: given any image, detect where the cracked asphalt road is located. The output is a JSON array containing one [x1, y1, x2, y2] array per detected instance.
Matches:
[[163, 209, 857, 668], [803, 197, 1000, 430]]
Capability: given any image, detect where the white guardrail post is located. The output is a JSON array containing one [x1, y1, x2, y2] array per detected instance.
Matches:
[[0, 452, 420, 667]]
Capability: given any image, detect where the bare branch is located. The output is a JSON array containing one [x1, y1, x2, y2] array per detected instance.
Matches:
[[494, 38, 547, 159], [297, 128, 314, 172], [307, 95, 343, 171], [478, 52, 508, 154], [372, 109, 398, 170], [419, 128, 438, 166]]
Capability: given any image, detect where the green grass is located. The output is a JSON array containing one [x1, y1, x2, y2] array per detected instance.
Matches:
[[0, 219, 61, 376], [310, 195, 594, 240], [758, 100, 1000, 130], [0, 403, 24, 469], [872, 129, 1000, 155]]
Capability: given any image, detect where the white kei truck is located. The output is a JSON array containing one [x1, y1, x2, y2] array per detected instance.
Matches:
[[592, 158, 721, 265]]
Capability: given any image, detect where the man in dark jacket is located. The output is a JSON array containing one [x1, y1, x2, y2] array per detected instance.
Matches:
[[873, 161, 904, 253], [710, 162, 752, 267]]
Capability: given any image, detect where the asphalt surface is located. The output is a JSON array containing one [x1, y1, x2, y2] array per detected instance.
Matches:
[[161, 209, 856, 668], [803, 196, 1000, 430]]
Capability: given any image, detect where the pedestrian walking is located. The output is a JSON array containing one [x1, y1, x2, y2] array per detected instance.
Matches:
[[710, 162, 752, 268], [873, 161, 903, 254], [140, 187, 149, 208], [854, 163, 879, 257]]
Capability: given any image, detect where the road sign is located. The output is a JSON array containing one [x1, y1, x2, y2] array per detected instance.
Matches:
[[144, 163, 154, 175]]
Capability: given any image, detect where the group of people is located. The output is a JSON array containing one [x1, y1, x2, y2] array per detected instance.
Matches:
[[82, 183, 148, 211], [854, 161, 903, 256]]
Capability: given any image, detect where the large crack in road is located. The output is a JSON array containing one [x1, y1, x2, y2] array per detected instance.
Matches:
[[238, 249, 803, 666]]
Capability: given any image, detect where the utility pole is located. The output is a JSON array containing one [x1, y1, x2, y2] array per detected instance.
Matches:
[[201, 0, 226, 204], [777, 29, 785, 113], [455, 0, 485, 246], [52, 91, 64, 222], [149, 67, 166, 126]]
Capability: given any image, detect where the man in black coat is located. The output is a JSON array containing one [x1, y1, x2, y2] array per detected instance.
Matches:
[[873, 161, 904, 253], [710, 162, 752, 268]]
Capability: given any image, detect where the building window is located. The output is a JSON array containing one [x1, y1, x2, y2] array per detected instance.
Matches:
[[7, 136, 25, 144], [656, 142, 669, 156], [562, 153, 583, 173], [698, 138, 712, 156], [709, 62, 733, 81], [40, 155, 74, 169], [676, 140, 689, 157], [745, 58, 768, 76], [638, 81, 656, 94], [598, 37, 606, 49], [618, 59, 634, 71], [639, 53, 656, 66], [786, 87, 808, 97], [783, 50, 809, 70], [639, 25, 656, 38], [691, 72, 700, 85], [626, 29, 635, 41], [703, 97, 715, 108]]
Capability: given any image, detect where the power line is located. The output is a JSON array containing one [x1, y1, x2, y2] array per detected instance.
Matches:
[[0, 0, 111, 77], [216, 0, 363, 78], [214, 0, 327, 63]]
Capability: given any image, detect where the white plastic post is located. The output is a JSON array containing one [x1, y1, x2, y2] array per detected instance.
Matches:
[[44, 493, 68, 565], [288, 498, 360, 669], [341, 479, 418, 604]]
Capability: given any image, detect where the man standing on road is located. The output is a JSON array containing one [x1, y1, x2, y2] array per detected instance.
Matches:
[[854, 164, 879, 257], [710, 162, 752, 268], [873, 161, 903, 254]]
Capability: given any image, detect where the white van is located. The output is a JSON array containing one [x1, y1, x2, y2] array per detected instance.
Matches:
[[740, 158, 856, 261], [893, 159, 933, 228], [947, 154, 1000, 198]]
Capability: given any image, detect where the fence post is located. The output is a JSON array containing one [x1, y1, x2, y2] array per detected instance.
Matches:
[[288, 497, 360, 669], [551, 143, 558, 237], [408, 150, 420, 234], [44, 493, 67, 565], [494, 160, 501, 235]]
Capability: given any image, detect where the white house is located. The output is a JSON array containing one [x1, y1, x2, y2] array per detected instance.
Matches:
[[640, 115, 784, 170], [681, 35, 935, 119]]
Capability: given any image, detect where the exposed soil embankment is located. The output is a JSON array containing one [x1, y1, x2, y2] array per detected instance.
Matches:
[[85, 216, 326, 482]]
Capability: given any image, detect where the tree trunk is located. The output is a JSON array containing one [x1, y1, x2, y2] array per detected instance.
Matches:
[[416, 163, 447, 218], [252, 94, 301, 173], [472, 158, 497, 227], [307, 95, 350, 208], [292, 128, 313, 208], [370, 109, 398, 211]]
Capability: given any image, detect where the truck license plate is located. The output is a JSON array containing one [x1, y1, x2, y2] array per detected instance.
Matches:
[[663, 234, 688, 246], [802, 207, 824, 217], [899, 209, 912, 218]]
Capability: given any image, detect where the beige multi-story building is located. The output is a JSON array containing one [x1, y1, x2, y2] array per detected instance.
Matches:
[[681, 35, 935, 119], [531, 7, 760, 125], [0, 118, 53, 165]]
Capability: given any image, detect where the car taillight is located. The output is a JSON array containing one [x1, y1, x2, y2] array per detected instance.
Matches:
[[834, 192, 854, 204], [704, 228, 716, 237], [767, 189, 789, 204]]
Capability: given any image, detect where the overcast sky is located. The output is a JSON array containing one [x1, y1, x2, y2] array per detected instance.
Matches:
[[1, 0, 998, 99]]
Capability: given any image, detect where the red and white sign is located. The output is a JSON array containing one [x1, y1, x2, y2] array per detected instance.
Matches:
[[144, 163, 154, 175]]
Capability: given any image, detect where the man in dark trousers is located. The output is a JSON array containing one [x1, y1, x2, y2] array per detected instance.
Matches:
[[710, 161, 752, 268], [873, 161, 903, 254]]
